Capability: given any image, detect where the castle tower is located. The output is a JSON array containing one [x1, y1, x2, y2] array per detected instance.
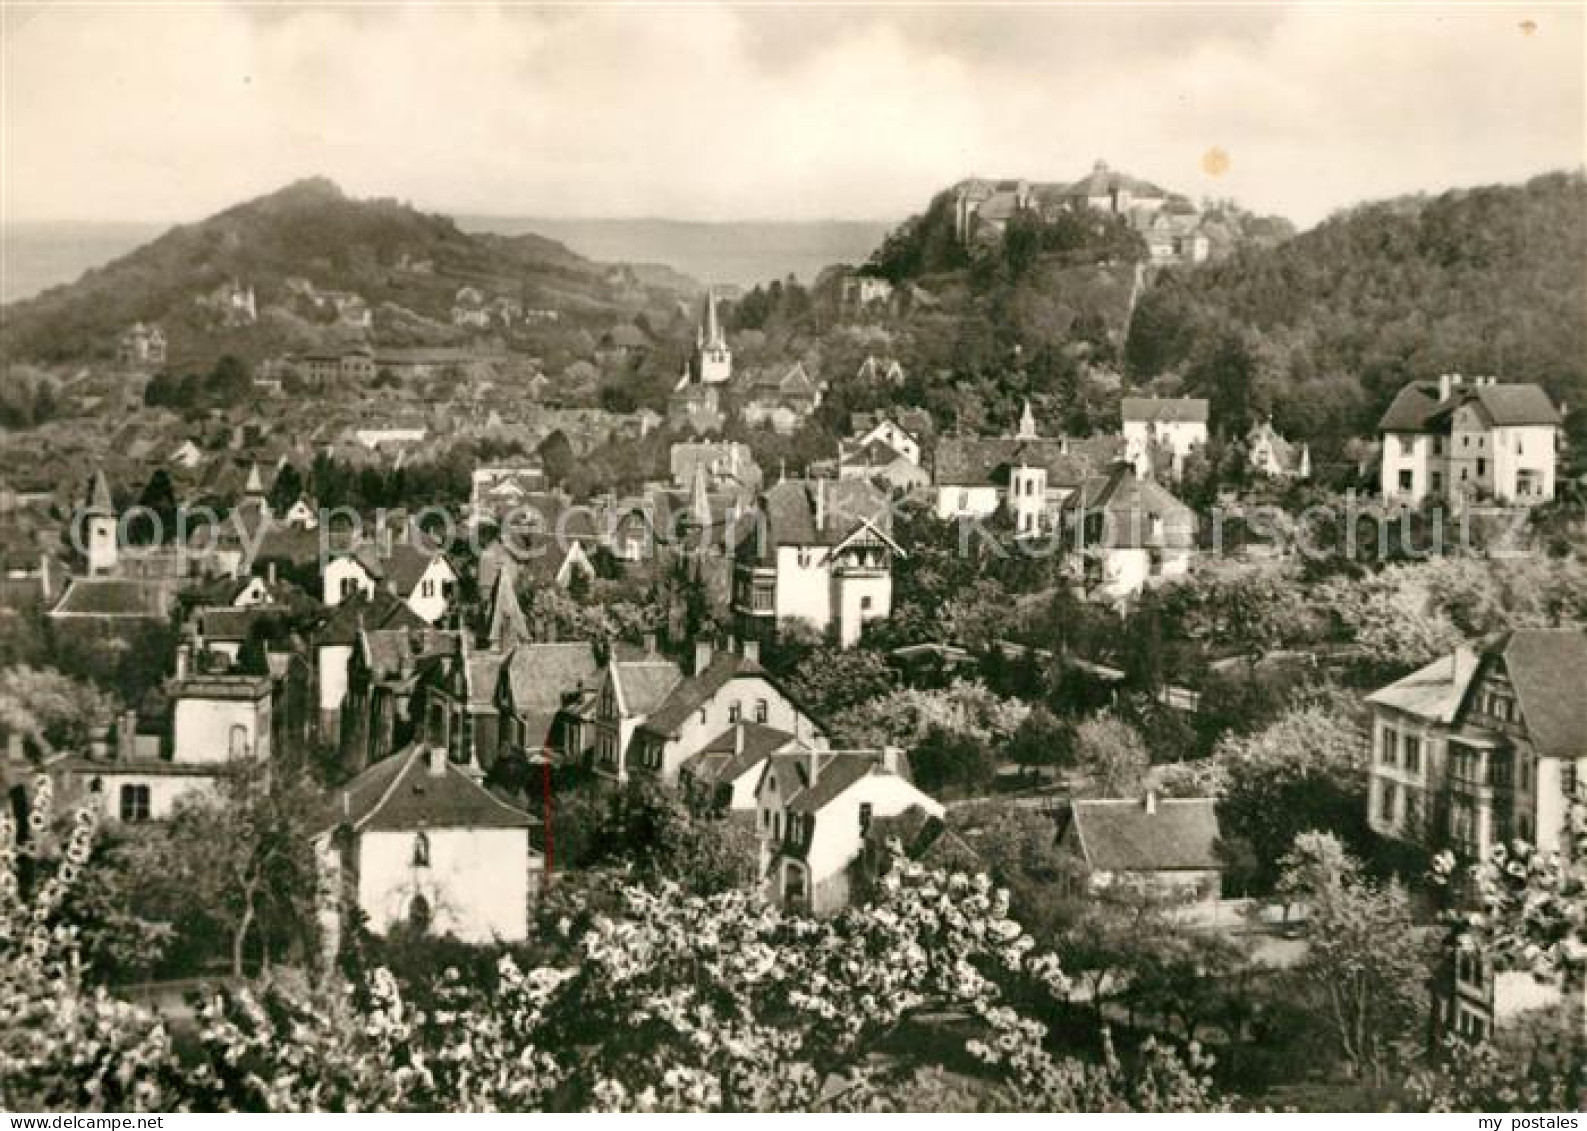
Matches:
[[693, 289, 732, 385], [81, 468, 118, 575]]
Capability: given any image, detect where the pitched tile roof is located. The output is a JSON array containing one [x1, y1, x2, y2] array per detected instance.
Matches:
[[1063, 466, 1197, 548], [1480, 629, 1587, 759], [501, 642, 600, 718], [933, 436, 1113, 487], [611, 658, 685, 717], [1366, 648, 1479, 722], [318, 590, 427, 646], [316, 744, 535, 835], [680, 722, 804, 786], [1379, 380, 1561, 432], [640, 653, 770, 737], [1121, 397, 1209, 424], [786, 753, 884, 814], [1069, 797, 1220, 872], [49, 578, 169, 619]]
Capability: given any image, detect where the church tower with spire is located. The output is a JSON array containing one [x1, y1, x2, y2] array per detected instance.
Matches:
[[81, 468, 119, 575], [692, 289, 732, 385]]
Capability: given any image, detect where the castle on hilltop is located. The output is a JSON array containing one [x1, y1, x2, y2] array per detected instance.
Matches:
[[953, 161, 1209, 264]]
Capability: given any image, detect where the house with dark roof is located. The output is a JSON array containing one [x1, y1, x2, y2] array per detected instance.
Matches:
[[678, 721, 814, 816], [732, 478, 902, 648], [1061, 463, 1197, 601], [48, 577, 173, 621], [494, 641, 601, 766], [1058, 794, 1222, 903], [1366, 629, 1587, 858], [322, 540, 458, 624], [755, 747, 941, 915], [313, 743, 540, 953], [591, 641, 685, 782], [627, 639, 825, 787], [1377, 373, 1562, 507], [738, 362, 822, 435], [315, 589, 431, 739]]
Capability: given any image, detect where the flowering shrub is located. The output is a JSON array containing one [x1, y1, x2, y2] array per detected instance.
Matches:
[[2, 778, 1225, 1111]]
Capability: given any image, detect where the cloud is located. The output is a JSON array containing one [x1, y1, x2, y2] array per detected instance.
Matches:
[[2, 3, 1581, 228]]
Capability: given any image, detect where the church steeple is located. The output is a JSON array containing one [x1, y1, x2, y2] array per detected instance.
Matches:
[[692, 288, 732, 384], [1017, 399, 1038, 440], [81, 468, 118, 575]]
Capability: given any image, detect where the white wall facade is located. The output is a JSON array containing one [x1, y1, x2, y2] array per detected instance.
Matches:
[[934, 485, 1001, 521], [404, 557, 457, 624], [173, 695, 271, 764], [323, 557, 376, 607], [356, 826, 533, 943]]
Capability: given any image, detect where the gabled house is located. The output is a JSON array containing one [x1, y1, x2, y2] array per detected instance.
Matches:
[[732, 478, 901, 648], [314, 590, 430, 739], [843, 412, 923, 467], [738, 362, 822, 434], [1377, 373, 1562, 507], [323, 542, 458, 624], [755, 748, 940, 915], [494, 641, 601, 766], [627, 640, 824, 787], [1057, 794, 1222, 904], [1246, 418, 1310, 480], [591, 643, 685, 782], [678, 721, 814, 817], [313, 743, 541, 954], [1366, 629, 1587, 857], [1121, 397, 1208, 481], [1061, 463, 1197, 601]]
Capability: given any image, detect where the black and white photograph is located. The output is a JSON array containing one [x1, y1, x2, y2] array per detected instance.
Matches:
[[0, 0, 1584, 1115]]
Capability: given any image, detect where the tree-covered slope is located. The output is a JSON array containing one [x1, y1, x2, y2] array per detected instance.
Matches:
[[1126, 171, 1587, 454]]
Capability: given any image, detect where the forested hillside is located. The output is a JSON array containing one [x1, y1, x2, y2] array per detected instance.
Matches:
[[0, 178, 695, 368], [1126, 172, 1587, 459]]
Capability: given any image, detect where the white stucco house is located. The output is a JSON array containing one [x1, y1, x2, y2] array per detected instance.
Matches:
[[323, 543, 457, 624], [1121, 397, 1208, 481], [755, 748, 941, 916], [1377, 374, 1562, 507], [1062, 463, 1197, 602], [732, 478, 901, 648], [627, 639, 825, 787], [61, 664, 273, 823], [314, 743, 540, 955]]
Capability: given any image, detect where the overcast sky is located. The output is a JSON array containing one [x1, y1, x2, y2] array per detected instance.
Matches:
[[3, 3, 1583, 229]]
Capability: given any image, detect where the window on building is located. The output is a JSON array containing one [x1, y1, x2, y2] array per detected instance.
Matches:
[[1399, 437, 1414, 457], [1477, 458, 1487, 477], [1403, 735, 1421, 775], [1434, 437, 1444, 455], [1563, 762, 1578, 798], [421, 579, 435, 598], [859, 802, 873, 832], [958, 490, 970, 511], [229, 723, 249, 759], [1378, 782, 1397, 822], [755, 699, 769, 724], [1381, 727, 1399, 767], [1431, 472, 1443, 493], [119, 784, 151, 822], [412, 832, 430, 867], [340, 577, 359, 599], [1398, 470, 1413, 492], [860, 595, 873, 612], [728, 701, 742, 724]]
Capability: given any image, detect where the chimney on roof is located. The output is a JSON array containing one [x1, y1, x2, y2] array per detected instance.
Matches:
[[880, 746, 902, 776], [693, 637, 714, 676], [267, 561, 277, 585], [341, 790, 350, 819], [427, 744, 447, 777], [808, 743, 821, 787], [643, 631, 658, 656], [88, 724, 110, 760], [175, 643, 191, 680], [38, 554, 52, 601], [1143, 789, 1158, 816], [814, 477, 826, 532], [735, 725, 745, 755], [741, 638, 760, 664]]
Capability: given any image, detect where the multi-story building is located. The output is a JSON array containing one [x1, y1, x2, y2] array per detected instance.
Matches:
[[1378, 374, 1562, 507], [1061, 462, 1197, 601], [1366, 630, 1587, 857], [1121, 397, 1208, 481], [931, 403, 1122, 536], [755, 747, 940, 915], [732, 478, 900, 648]]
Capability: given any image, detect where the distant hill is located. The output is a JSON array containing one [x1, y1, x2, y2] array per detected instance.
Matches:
[[0, 178, 699, 368], [1125, 171, 1587, 456], [458, 215, 892, 289]]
